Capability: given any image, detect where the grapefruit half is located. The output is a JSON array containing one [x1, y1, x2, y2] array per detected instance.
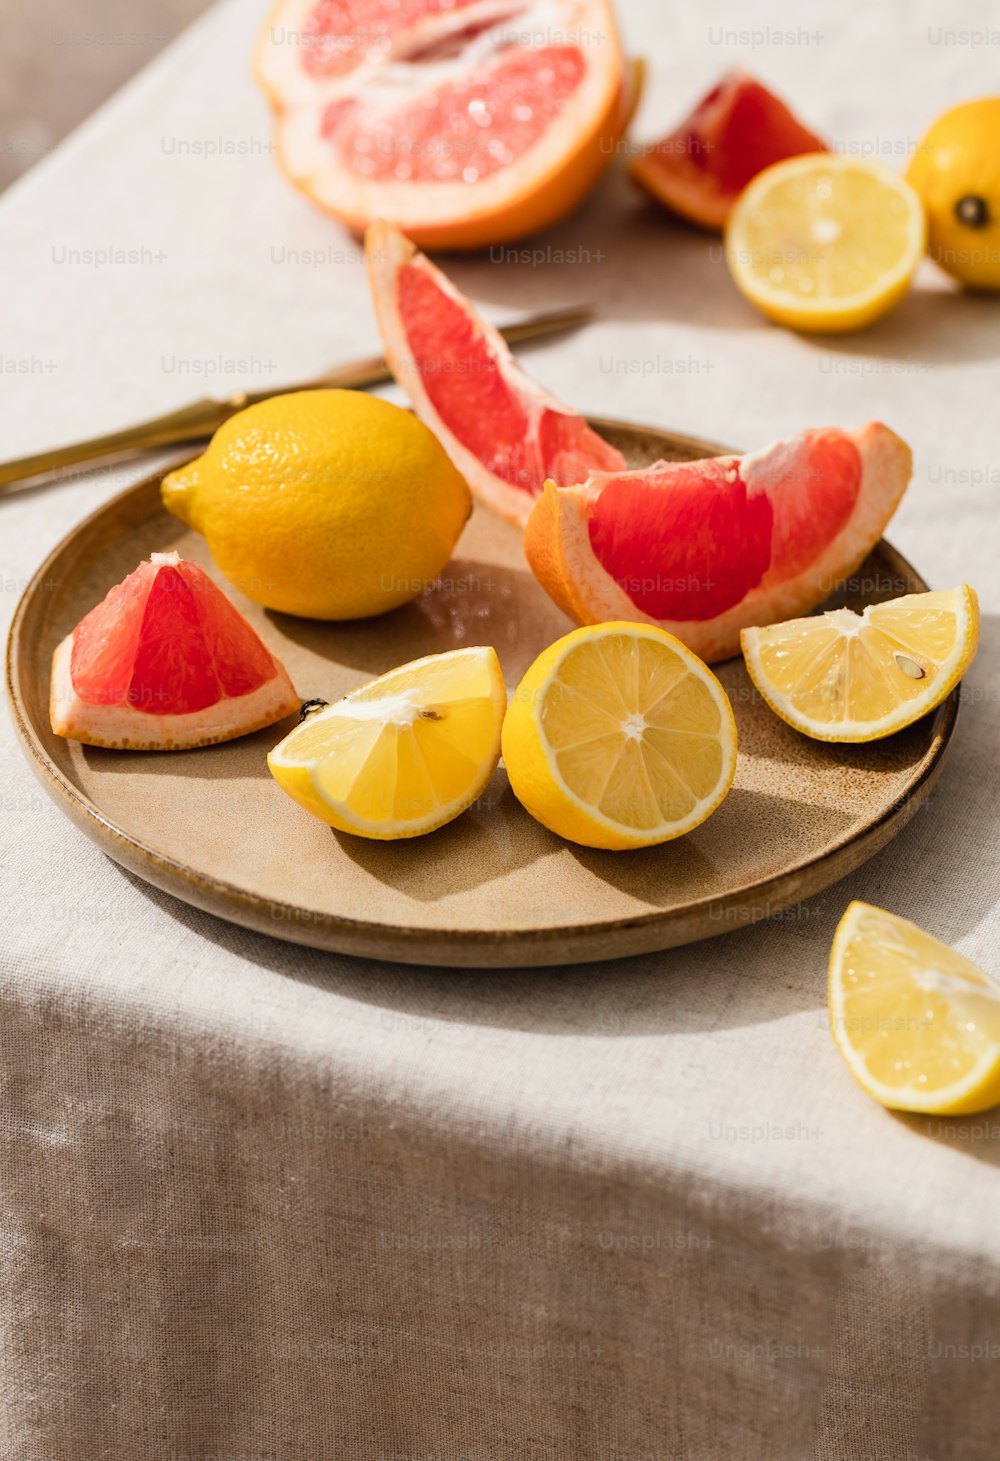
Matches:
[[524, 423, 912, 663], [366, 219, 625, 526], [50, 552, 300, 750], [255, 0, 628, 249], [631, 71, 827, 232]]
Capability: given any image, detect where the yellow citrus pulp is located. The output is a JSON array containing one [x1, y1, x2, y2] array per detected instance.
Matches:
[[725, 153, 925, 331], [829, 902, 1000, 1115], [501, 622, 737, 850], [268, 647, 506, 839], [741, 586, 979, 742]]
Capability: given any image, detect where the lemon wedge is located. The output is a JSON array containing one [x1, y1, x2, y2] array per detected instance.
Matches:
[[829, 902, 1000, 1114], [268, 647, 506, 839], [725, 153, 926, 332], [501, 622, 737, 850], [741, 586, 979, 742]]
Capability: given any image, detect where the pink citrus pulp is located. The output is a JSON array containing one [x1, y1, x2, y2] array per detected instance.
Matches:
[[524, 424, 913, 662], [50, 552, 299, 749]]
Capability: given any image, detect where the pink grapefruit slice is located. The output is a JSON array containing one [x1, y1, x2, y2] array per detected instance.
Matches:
[[631, 71, 828, 232], [50, 552, 300, 750], [366, 219, 625, 526], [255, 0, 628, 249], [524, 423, 912, 663]]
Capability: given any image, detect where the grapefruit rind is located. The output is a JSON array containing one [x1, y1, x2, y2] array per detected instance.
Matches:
[[741, 586, 980, 743], [256, 0, 627, 250], [366, 220, 624, 527], [501, 622, 738, 851], [523, 423, 912, 663], [50, 632, 299, 751]]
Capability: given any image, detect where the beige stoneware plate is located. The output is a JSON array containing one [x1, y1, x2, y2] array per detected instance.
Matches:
[[7, 419, 958, 968]]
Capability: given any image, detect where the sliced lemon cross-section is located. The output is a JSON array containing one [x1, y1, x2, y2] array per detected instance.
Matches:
[[267, 647, 506, 839], [725, 153, 926, 332], [829, 902, 1000, 1115], [501, 622, 737, 850], [741, 586, 979, 742]]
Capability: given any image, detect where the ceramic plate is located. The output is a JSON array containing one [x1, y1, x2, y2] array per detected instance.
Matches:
[[6, 419, 958, 967]]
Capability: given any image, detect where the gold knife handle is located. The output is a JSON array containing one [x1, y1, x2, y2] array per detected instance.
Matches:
[[0, 397, 237, 488], [0, 307, 591, 491]]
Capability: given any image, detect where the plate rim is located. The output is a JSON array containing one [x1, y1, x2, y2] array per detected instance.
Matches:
[[5, 427, 960, 968]]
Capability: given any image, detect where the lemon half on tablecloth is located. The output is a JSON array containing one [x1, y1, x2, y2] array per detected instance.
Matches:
[[725, 153, 926, 332]]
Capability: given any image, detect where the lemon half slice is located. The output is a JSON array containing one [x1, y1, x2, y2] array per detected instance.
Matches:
[[268, 647, 506, 839], [829, 902, 1000, 1114], [741, 586, 979, 742], [726, 153, 926, 332], [501, 622, 737, 850]]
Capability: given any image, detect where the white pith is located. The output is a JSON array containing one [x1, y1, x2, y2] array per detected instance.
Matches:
[[50, 633, 299, 751]]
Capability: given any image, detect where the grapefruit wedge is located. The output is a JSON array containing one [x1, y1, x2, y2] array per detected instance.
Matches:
[[524, 423, 912, 663], [631, 71, 827, 232], [366, 220, 625, 526], [50, 552, 300, 750], [255, 0, 629, 249]]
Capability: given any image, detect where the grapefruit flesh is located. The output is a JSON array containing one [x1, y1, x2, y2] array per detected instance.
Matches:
[[256, 0, 627, 248], [524, 423, 912, 663], [631, 71, 827, 231], [51, 553, 300, 749], [367, 220, 625, 526], [300, 0, 487, 80]]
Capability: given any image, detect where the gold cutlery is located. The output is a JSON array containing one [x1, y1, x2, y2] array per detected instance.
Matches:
[[0, 305, 592, 491]]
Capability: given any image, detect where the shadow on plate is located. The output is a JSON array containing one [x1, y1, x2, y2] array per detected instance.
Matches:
[[267, 558, 560, 685]]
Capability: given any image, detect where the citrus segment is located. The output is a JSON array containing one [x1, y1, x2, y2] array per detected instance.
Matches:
[[501, 623, 737, 849], [740, 586, 979, 742], [367, 221, 625, 526], [256, 0, 627, 249], [829, 902, 1000, 1114], [267, 647, 506, 838], [632, 71, 827, 231], [524, 422, 911, 663], [50, 553, 299, 750], [725, 154, 926, 332]]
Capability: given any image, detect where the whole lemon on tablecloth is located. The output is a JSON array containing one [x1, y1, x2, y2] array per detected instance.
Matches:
[[906, 98, 1000, 291], [161, 390, 471, 619]]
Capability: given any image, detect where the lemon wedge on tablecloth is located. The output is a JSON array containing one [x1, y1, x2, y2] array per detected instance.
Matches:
[[501, 622, 737, 850], [267, 647, 505, 839], [725, 153, 926, 332], [829, 902, 1000, 1114], [740, 586, 979, 742]]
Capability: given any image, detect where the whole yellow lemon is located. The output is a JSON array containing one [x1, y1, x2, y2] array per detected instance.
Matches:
[[162, 390, 471, 619], [907, 97, 1000, 291]]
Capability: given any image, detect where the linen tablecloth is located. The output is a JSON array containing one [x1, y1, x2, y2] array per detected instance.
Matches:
[[1, 1, 999, 1456]]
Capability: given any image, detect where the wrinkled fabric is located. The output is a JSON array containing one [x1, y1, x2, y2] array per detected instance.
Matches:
[[1, 0, 999, 1456]]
